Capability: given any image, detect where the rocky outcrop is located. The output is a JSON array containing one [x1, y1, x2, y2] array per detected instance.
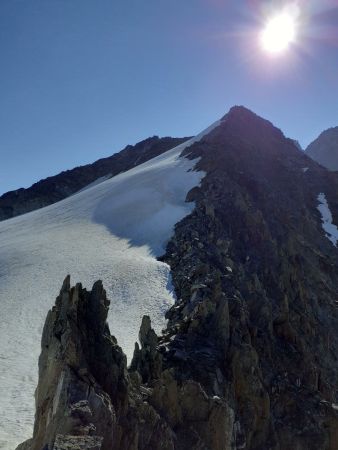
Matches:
[[16, 106, 338, 449], [23, 276, 126, 450], [129, 315, 163, 382], [0, 136, 189, 221], [18, 276, 234, 450]]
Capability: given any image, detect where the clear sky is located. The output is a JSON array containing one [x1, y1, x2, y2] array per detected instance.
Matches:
[[1, 0, 338, 195]]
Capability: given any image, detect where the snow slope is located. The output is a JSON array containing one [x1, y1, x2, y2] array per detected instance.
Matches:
[[76, 174, 112, 194], [317, 192, 338, 246], [0, 120, 220, 450]]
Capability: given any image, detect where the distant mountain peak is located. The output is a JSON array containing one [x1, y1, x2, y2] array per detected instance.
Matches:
[[306, 126, 338, 170]]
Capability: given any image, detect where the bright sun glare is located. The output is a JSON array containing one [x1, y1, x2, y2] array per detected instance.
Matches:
[[261, 11, 297, 54]]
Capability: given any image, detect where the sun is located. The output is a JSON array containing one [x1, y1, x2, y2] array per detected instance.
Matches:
[[260, 12, 297, 54]]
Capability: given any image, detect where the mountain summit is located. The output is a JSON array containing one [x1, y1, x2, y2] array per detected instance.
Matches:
[[4, 106, 338, 450]]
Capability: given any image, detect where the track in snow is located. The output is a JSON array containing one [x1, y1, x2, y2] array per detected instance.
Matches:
[[0, 121, 220, 449]]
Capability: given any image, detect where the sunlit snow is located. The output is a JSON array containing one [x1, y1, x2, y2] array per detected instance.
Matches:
[[317, 192, 338, 246], [76, 174, 112, 194], [0, 120, 220, 449]]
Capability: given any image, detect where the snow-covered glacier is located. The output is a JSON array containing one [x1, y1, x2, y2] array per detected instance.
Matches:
[[0, 121, 220, 449]]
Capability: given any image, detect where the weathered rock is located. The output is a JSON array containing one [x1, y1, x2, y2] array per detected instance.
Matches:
[[130, 315, 162, 382], [53, 435, 103, 450]]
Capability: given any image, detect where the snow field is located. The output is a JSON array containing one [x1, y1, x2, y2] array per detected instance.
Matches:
[[0, 120, 220, 449], [317, 192, 338, 246]]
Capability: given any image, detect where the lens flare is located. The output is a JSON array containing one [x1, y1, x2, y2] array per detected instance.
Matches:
[[260, 9, 298, 54]]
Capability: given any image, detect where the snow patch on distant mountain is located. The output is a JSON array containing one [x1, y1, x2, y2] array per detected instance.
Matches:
[[0, 120, 220, 449], [317, 193, 338, 246]]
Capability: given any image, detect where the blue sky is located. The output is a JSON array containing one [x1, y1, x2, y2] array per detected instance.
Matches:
[[1, 0, 338, 194]]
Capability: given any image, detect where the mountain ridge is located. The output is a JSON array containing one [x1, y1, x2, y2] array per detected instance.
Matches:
[[0, 135, 190, 221], [13, 106, 338, 450]]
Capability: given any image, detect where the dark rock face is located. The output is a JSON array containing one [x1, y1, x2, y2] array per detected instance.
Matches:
[[306, 127, 338, 171], [160, 106, 338, 449], [0, 136, 189, 221], [16, 106, 338, 449]]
